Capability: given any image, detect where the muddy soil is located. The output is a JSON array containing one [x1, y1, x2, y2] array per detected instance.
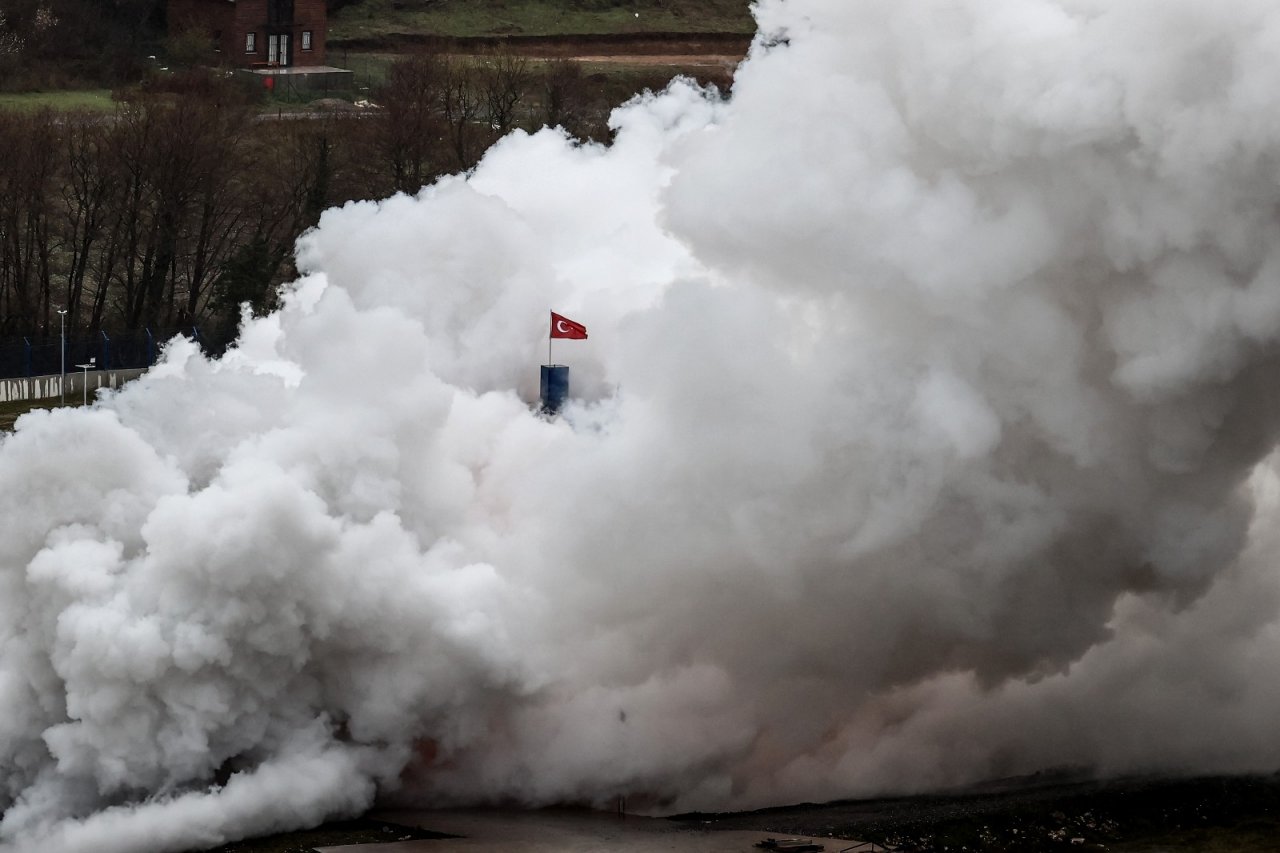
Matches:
[[673, 773, 1280, 852], [194, 773, 1280, 853]]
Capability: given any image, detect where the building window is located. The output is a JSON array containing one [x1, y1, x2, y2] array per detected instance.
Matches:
[[302, 30, 312, 50], [245, 32, 256, 53]]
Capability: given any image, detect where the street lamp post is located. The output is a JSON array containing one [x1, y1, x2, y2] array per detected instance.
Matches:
[[57, 308, 67, 405], [75, 357, 95, 407]]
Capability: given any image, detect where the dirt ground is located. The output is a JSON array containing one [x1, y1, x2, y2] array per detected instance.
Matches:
[[568, 53, 743, 69], [192, 773, 1280, 853], [676, 773, 1280, 852], [319, 810, 867, 853]]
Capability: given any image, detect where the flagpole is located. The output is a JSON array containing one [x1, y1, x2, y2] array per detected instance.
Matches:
[[548, 311, 552, 365]]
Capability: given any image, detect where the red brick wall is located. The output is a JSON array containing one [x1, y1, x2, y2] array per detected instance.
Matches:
[[294, 0, 327, 66], [232, 0, 267, 64], [171, 0, 327, 68], [233, 0, 327, 67]]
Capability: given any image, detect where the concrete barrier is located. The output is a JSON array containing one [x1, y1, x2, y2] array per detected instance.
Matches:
[[0, 368, 147, 404]]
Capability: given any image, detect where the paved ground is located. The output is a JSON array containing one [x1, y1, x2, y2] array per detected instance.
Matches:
[[315, 809, 873, 853]]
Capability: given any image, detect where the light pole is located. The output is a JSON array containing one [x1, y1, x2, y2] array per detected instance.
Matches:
[[75, 357, 95, 407], [57, 308, 67, 405]]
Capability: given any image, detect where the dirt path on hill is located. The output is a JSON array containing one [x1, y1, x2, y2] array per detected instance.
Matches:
[[565, 53, 743, 69]]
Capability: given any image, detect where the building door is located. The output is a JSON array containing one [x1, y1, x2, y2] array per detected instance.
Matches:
[[268, 33, 290, 66]]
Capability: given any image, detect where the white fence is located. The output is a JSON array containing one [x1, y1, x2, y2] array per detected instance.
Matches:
[[0, 368, 147, 404]]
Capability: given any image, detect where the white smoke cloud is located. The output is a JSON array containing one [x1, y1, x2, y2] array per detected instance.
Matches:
[[5, 0, 1280, 848]]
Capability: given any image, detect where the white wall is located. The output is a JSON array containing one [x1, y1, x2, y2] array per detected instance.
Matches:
[[0, 369, 147, 404]]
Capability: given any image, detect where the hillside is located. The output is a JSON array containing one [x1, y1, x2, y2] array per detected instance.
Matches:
[[328, 0, 755, 44]]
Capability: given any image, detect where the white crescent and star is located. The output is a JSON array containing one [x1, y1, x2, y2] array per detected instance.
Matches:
[[556, 320, 572, 334]]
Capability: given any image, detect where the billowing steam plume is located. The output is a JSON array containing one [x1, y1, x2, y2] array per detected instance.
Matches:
[[6, 0, 1280, 849]]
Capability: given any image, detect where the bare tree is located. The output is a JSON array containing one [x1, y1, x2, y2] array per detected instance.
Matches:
[[480, 49, 530, 135], [62, 115, 120, 333], [440, 58, 487, 169], [541, 59, 595, 138], [376, 51, 448, 193], [215, 113, 362, 324], [0, 110, 59, 335], [106, 81, 253, 329]]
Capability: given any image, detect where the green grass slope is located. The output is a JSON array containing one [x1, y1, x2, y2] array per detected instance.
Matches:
[[0, 90, 116, 113], [329, 0, 755, 42]]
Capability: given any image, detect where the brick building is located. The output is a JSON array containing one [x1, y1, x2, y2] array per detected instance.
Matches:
[[169, 0, 328, 68]]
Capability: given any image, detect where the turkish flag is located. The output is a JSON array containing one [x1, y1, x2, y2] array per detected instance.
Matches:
[[550, 312, 588, 339]]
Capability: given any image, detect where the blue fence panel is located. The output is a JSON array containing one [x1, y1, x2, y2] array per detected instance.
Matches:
[[27, 339, 61, 377], [0, 340, 26, 379], [112, 330, 144, 370], [0, 327, 236, 381], [66, 338, 96, 373]]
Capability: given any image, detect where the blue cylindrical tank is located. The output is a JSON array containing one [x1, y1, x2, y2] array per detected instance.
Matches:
[[540, 364, 570, 414]]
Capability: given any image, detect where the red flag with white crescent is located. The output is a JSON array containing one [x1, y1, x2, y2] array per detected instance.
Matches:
[[550, 312, 588, 339]]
